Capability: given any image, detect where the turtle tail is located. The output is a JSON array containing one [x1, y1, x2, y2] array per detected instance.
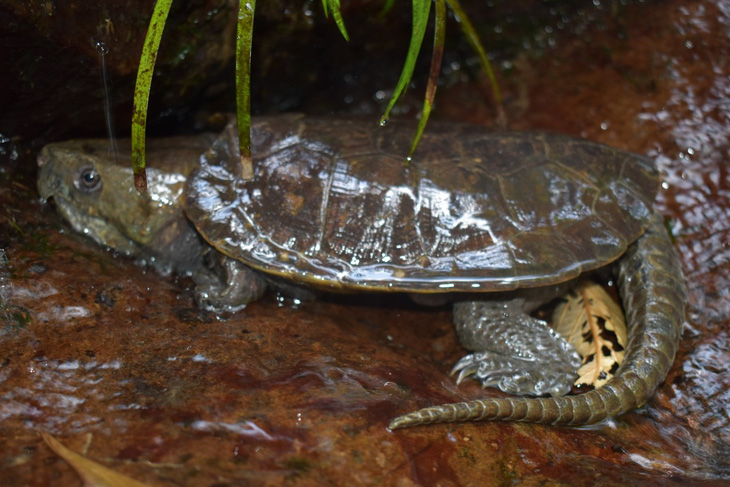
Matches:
[[389, 215, 687, 429]]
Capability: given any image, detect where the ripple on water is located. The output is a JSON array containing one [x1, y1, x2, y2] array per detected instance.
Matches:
[[4, 279, 92, 323], [640, 3, 730, 227], [636, 4, 730, 281], [36, 304, 92, 322], [681, 338, 730, 435], [8, 280, 58, 300], [191, 420, 281, 441], [1, 358, 125, 434]]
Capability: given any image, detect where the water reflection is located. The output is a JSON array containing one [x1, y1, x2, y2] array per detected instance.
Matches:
[[634, 0, 730, 473], [2, 358, 121, 434], [192, 420, 279, 441]]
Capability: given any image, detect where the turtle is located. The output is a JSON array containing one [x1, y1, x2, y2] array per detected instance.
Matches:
[[37, 114, 686, 429]]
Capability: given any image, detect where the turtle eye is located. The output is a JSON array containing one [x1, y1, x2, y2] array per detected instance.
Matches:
[[75, 166, 102, 192]]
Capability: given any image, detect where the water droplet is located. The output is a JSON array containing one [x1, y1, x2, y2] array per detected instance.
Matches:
[[380, 118, 389, 127], [95, 40, 109, 55]]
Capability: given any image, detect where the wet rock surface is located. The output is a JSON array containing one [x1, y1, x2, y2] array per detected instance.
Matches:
[[2, 0, 730, 484]]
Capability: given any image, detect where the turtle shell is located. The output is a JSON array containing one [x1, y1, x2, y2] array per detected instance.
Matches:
[[183, 114, 658, 293]]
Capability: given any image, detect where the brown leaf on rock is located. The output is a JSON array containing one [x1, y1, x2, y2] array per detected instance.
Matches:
[[40, 432, 152, 487], [552, 280, 627, 389]]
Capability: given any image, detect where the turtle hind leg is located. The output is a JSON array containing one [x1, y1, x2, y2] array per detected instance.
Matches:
[[452, 299, 581, 397]]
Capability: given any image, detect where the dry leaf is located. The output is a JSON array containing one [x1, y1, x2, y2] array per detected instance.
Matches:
[[41, 432, 151, 487], [552, 280, 627, 389]]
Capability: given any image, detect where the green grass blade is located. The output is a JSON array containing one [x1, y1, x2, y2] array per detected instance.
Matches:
[[236, 0, 256, 180], [380, 0, 431, 125], [407, 0, 446, 162], [131, 0, 173, 192], [378, 0, 395, 19], [445, 0, 505, 126], [322, 0, 350, 41]]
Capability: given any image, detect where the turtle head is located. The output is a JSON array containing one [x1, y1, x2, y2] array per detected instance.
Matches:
[[37, 136, 211, 258]]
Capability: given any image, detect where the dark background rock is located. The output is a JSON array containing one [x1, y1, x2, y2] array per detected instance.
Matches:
[[1, 0, 648, 142]]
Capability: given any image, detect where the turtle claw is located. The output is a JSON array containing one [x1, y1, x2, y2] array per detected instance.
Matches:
[[452, 351, 576, 397], [452, 299, 582, 397]]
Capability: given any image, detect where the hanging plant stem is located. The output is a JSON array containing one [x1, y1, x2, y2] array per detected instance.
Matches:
[[380, 0, 431, 126], [131, 0, 172, 192], [321, 0, 350, 41], [381, 0, 504, 161], [236, 0, 256, 180], [407, 0, 446, 162]]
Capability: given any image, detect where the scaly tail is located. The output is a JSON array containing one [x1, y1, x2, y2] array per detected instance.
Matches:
[[389, 214, 686, 429]]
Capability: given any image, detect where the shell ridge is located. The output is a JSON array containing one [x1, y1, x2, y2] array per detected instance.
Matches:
[[315, 151, 338, 259], [552, 156, 600, 190], [592, 209, 630, 256], [551, 231, 582, 279], [492, 173, 519, 279], [412, 164, 430, 267]]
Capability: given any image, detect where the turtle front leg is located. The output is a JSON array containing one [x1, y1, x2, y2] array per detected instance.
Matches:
[[193, 251, 267, 312], [452, 299, 581, 397]]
